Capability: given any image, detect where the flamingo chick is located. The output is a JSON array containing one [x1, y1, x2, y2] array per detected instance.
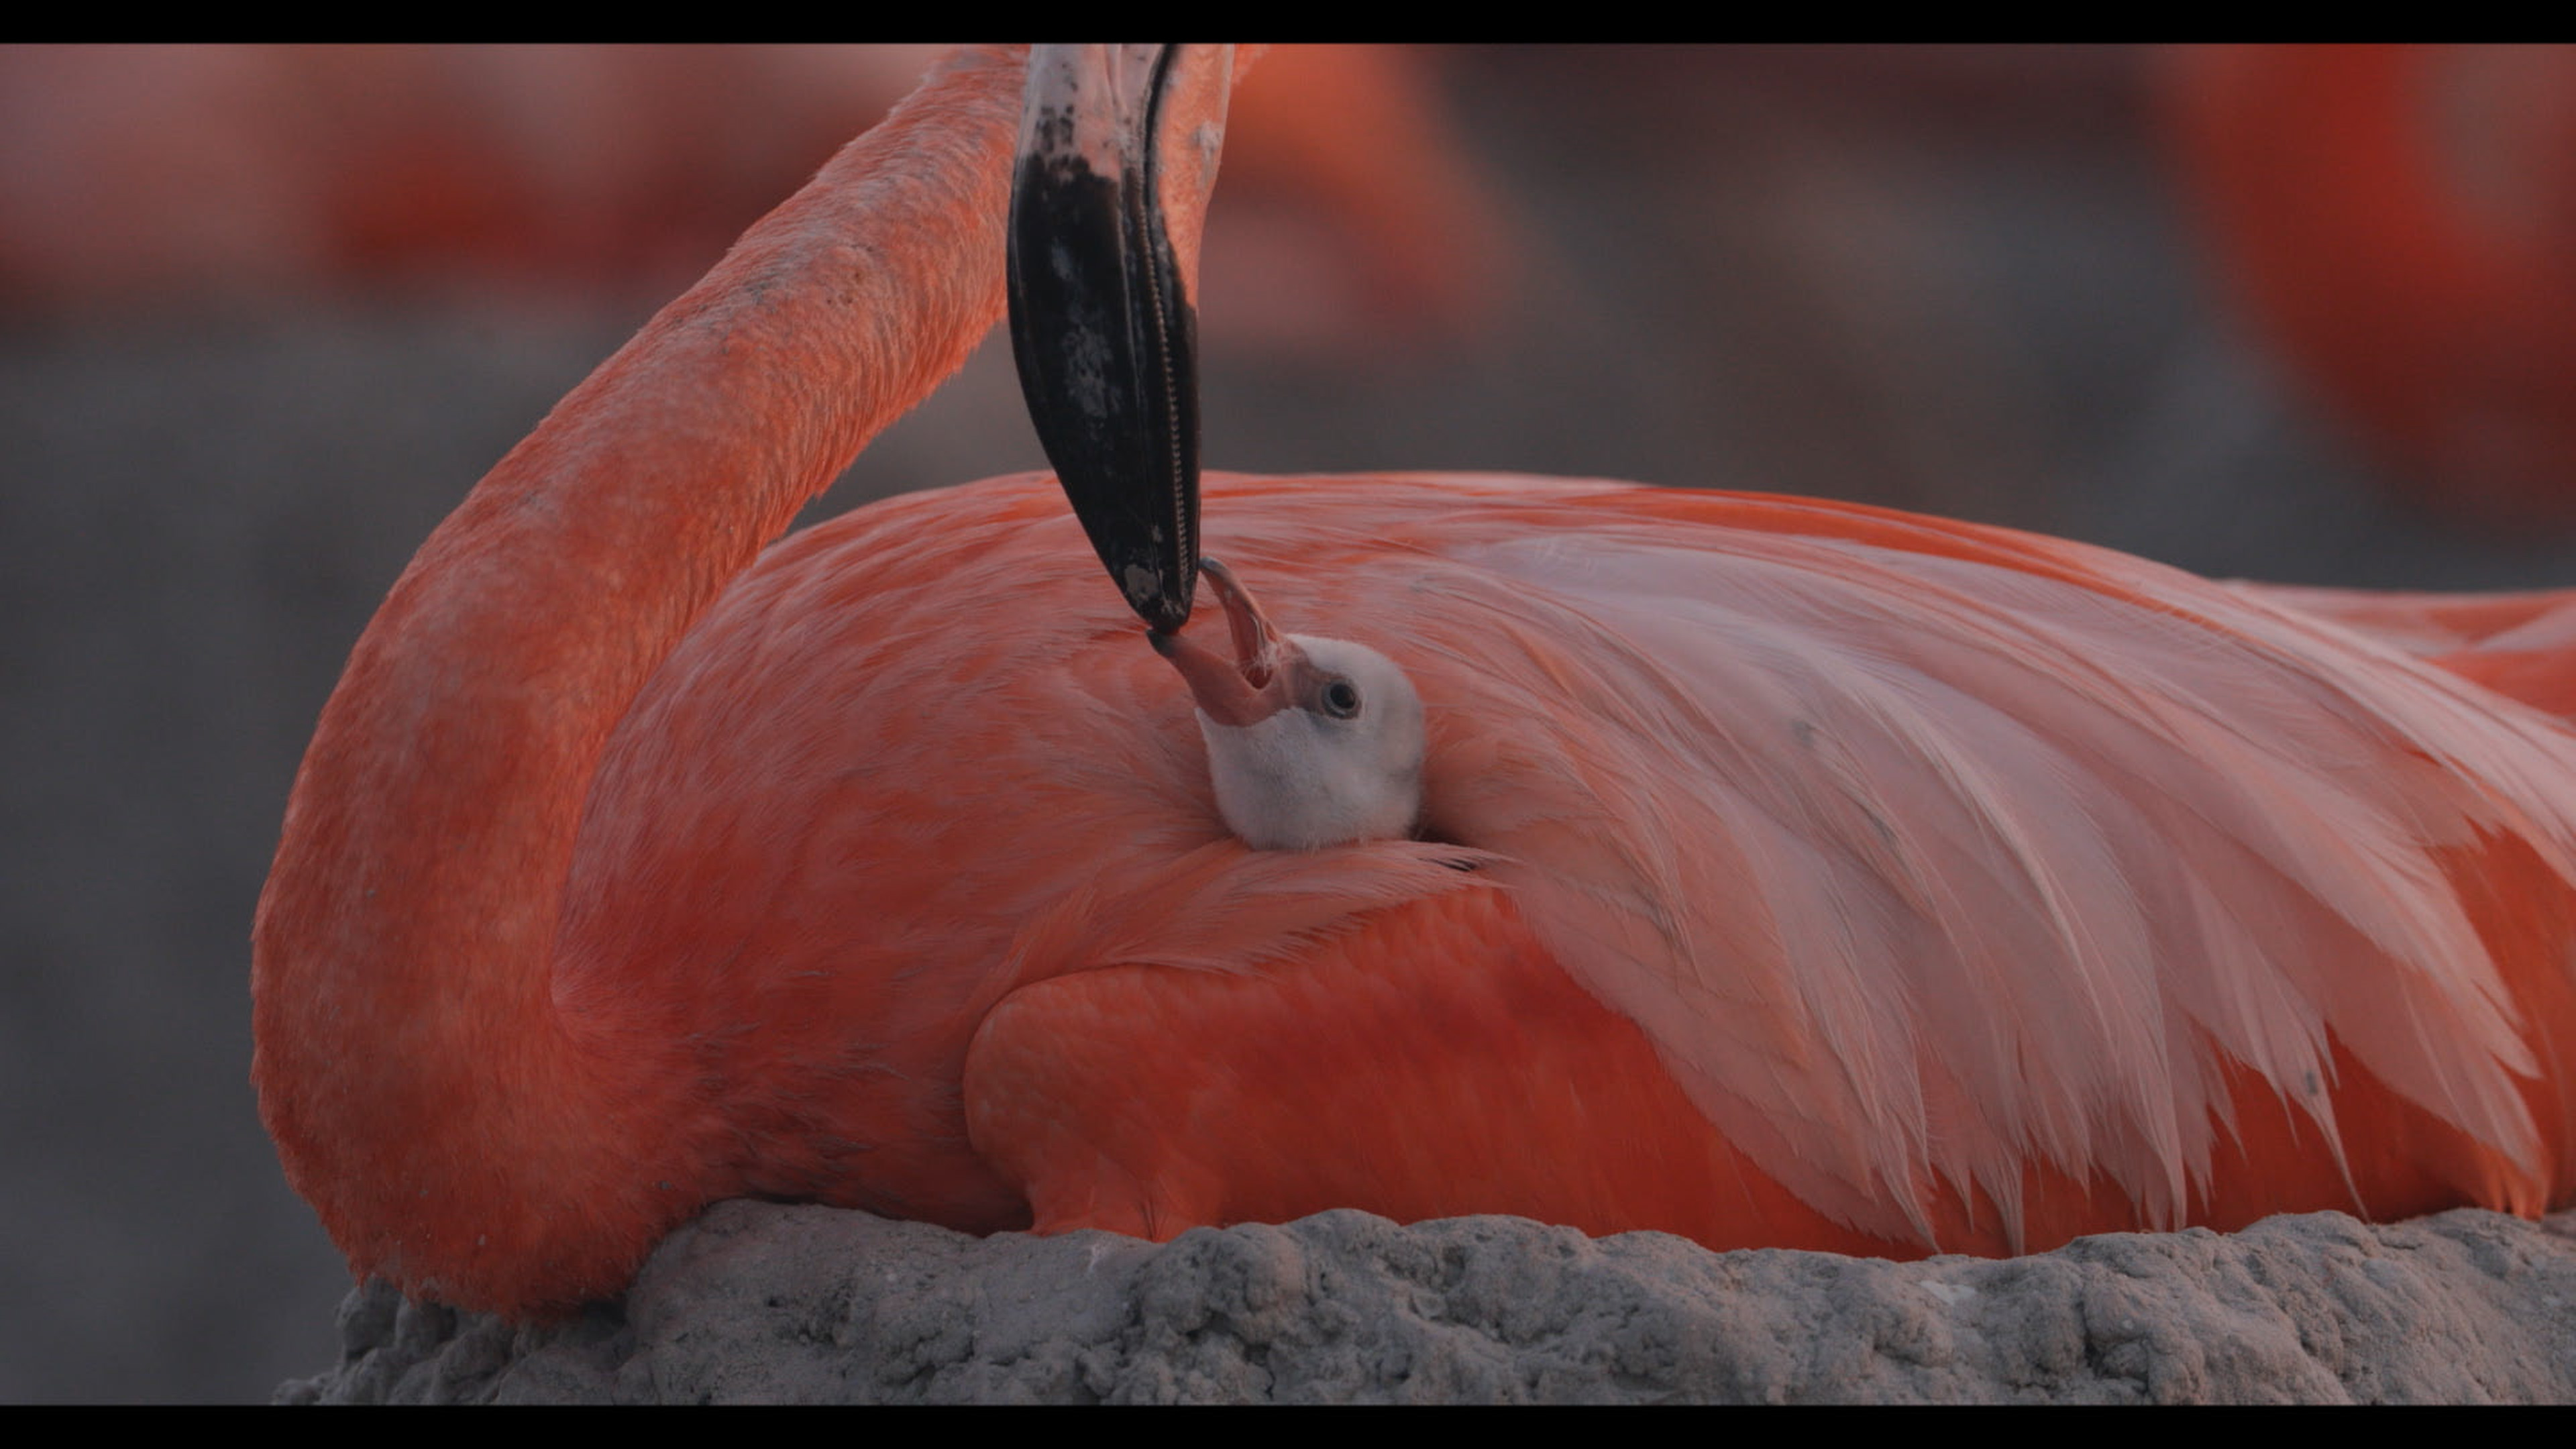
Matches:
[[1150, 557, 1426, 850]]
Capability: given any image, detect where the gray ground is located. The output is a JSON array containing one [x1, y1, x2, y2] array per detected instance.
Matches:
[[284, 1204, 2576, 1405], [13, 46, 2576, 1403]]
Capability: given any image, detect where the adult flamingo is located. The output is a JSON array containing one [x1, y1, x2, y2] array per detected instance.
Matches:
[[254, 43, 2576, 1322], [2163, 44, 2576, 530], [0, 44, 1501, 354]]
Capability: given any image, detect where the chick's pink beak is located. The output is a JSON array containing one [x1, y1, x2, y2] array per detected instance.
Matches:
[[1149, 557, 1299, 727]]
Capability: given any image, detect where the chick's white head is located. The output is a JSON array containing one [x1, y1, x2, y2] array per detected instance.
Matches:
[[1150, 558, 1425, 851]]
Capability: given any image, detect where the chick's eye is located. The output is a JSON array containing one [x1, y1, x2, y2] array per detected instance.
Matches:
[[1320, 678, 1362, 720]]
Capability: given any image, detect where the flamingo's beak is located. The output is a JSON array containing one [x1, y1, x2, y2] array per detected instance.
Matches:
[[1149, 557, 1303, 727], [1008, 44, 1237, 635]]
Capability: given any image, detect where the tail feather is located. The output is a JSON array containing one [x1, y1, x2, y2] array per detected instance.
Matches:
[[2233, 582, 2576, 720]]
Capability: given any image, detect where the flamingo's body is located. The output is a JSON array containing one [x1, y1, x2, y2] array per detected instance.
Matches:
[[0, 44, 1497, 354], [2165, 44, 2576, 529], [256, 45, 2576, 1320]]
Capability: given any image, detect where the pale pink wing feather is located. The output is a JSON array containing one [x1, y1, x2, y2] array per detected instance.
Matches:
[[2229, 582, 2576, 661], [1199, 473, 2576, 1246]]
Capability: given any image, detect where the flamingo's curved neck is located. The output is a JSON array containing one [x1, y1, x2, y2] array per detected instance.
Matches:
[[250, 46, 1026, 1313]]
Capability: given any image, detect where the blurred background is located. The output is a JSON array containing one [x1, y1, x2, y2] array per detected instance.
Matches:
[[7, 43, 2574, 1401]]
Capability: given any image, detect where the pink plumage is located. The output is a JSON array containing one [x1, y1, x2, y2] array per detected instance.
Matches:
[[254, 46, 2576, 1321]]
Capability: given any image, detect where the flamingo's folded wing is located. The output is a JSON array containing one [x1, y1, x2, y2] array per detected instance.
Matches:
[[1320, 477, 2576, 1246]]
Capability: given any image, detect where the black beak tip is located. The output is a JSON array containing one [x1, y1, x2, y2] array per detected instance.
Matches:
[[1138, 582, 1193, 635], [1112, 552, 1195, 634]]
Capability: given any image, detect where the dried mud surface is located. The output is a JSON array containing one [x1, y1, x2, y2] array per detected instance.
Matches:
[[280, 1203, 2576, 1405]]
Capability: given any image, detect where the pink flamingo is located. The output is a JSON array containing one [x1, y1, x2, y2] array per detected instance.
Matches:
[[254, 44, 2576, 1320]]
